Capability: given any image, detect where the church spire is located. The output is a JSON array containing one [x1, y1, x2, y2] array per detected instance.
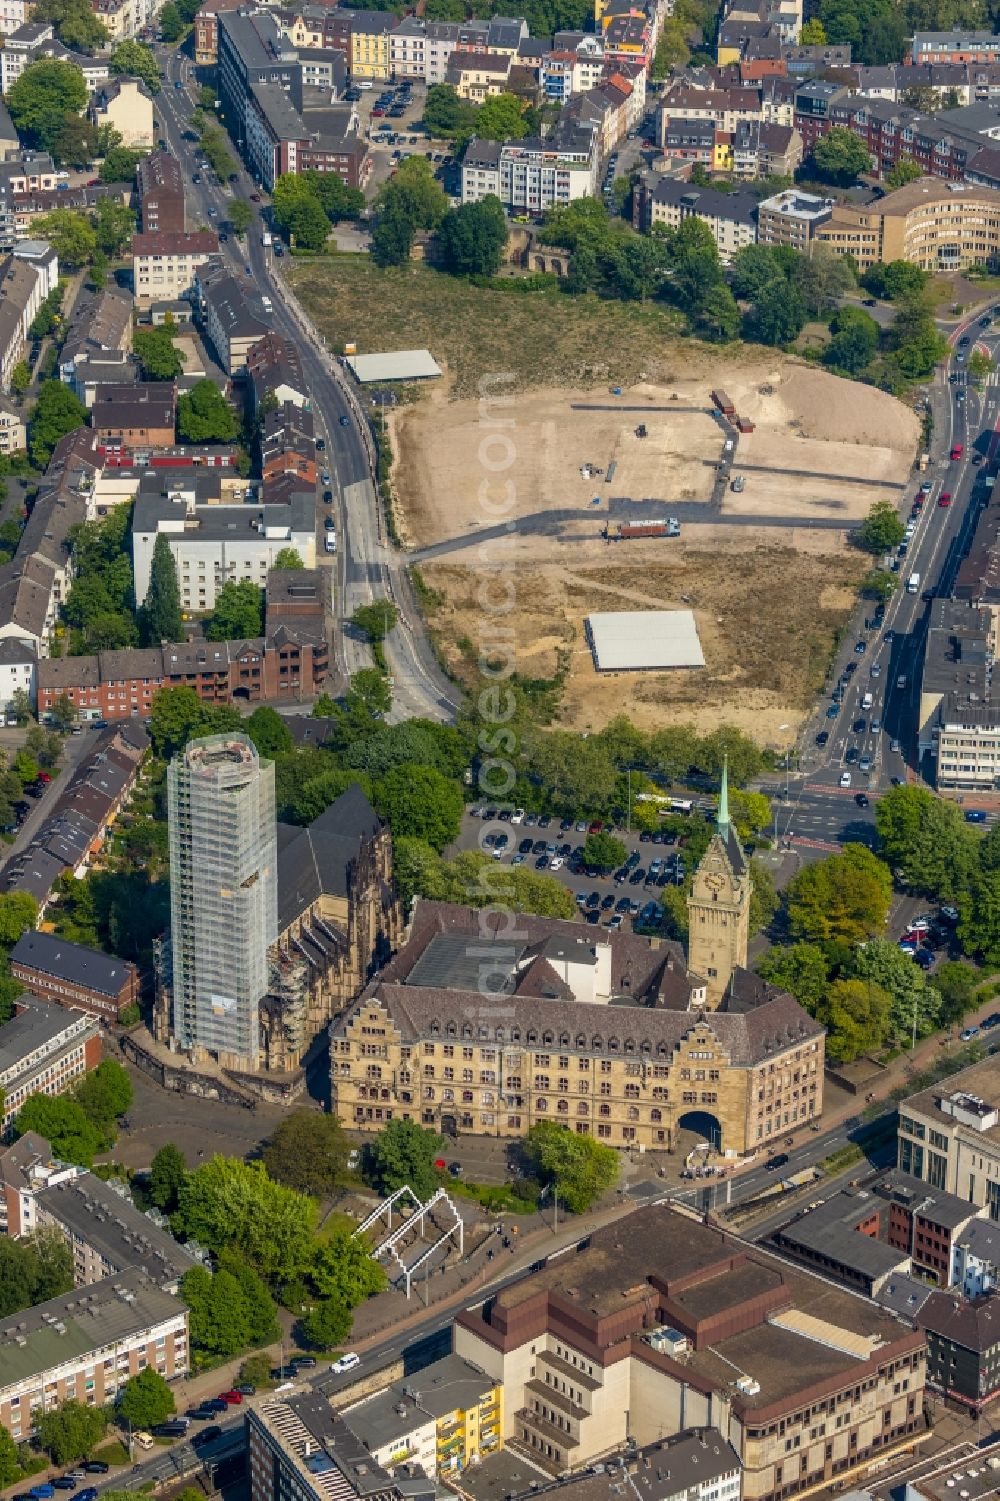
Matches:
[[718, 755, 730, 836]]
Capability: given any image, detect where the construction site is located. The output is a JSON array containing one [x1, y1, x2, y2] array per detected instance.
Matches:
[[394, 360, 919, 742]]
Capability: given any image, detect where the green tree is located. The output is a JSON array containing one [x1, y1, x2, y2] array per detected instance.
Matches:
[[523, 1120, 618, 1213], [476, 92, 528, 140], [885, 158, 923, 189], [393, 840, 577, 919], [932, 960, 978, 1025], [785, 843, 893, 944], [352, 599, 398, 643], [857, 499, 906, 554], [969, 349, 995, 384], [582, 831, 627, 871], [74, 1057, 132, 1129], [149, 1142, 187, 1214], [271, 175, 330, 252], [0, 1426, 18, 1488], [0, 890, 38, 946], [118, 1369, 175, 1430], [744, 277, 806, 345], [698, 726, 763, 784], [374, 763, 463, 851], [0, 1228, 73, 1317], [262, 1112, 350, 1195], [800, 16, 826, 39], [241, 706, 291, 760], [99, 145, 146, 183], [815, 976, 893, 1062], [205, 579, 263, 641], [852, 936, 940, 1042], [749, 855, 778, 935], [875, 783, 979, 898], [825, 305, 879, 373], [36, 1401, 107, 1465], [175, 1155, 318, 1282], [302, 1296, 352, 1350], [371, 205, 416, 267], [273, 547, 303, 570], [33, 0, 108, 51], [7, 59, 88, 153], [217, 1248, 280, 1344], [181, 1265, 252, 1357], [309, 1227, 386, 1304], [438, 196, 508, 277], [15, 1094, 104, 1166], [302, 171, 364, 224], [227, 198, 252, 235], [363, 1119, 445, 1200], [862, 568, 897, 602], [11, 360, 31, 397], [109, 39, 160, 91], [811, 126, 873, 184], [889, 295, 950, 379], [729, 243, 785, 302], [32, 208, 96, 266], [133, 325, 183, 381], [862, 260, 928, 300], [694, 282, 741, 342], [177, 379, 238, 443], [147, 685, 243, 759], [423, 83, 478, 138], [30, 379, 87, 468], [93, 196, 136, 258], [159, 3, 186, 38], [372, 157, 448, 267], [959, 868, 1000, 965], [663, 213, 723, 312], [139, 533, 183, 648]]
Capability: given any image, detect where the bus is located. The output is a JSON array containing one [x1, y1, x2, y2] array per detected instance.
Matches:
[[668, 797, 694, 813]]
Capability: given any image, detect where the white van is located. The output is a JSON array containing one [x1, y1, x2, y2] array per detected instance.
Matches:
[[840, 771, 852, 787], [861, 691, 873, 710], [134, 1433, 155, 1452], [357, 79, 373, 89], [261, 294, 272, 313], [332, 1352, 360, 1374]]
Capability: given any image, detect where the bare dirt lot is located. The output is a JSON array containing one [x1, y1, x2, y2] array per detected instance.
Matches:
[[396, 359, 917, 742], [393, 363, 918, 551]]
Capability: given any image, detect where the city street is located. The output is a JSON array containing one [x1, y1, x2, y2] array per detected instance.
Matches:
[[154, 49, 458, 725]]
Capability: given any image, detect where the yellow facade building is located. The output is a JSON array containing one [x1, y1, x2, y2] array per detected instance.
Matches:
[[330, 772, 825, 1155]]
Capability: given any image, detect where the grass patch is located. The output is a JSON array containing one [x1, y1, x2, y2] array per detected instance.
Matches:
[[448, 1179, 539, 1215], [92, 1440, 130, 1466], [286, 258, 692, 397], [821, 1143, 864, 1177]]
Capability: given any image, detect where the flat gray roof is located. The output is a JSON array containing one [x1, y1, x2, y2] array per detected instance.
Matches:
[[587, 610, 705, 671], [342, 1354, 496, 1451], [345, 350, 442, 383]]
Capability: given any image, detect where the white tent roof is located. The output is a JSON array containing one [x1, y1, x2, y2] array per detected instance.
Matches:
[[587, 610, 705, 671], [345, 349, 442, 382]]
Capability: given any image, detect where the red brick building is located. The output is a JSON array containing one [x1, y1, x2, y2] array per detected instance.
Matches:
[[10, 929, 141, 1023]]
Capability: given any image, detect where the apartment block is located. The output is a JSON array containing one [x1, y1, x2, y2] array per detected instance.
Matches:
[[10, 929, 141, 1024], [634, 178, 758, 260], [137, 151, 186, 234], [132, 230, 218, 304], [89, 77, 154, 147], [454, 1206, 926, 1496], [461, 128, 598, 211], [757, 187, 834, 248], [0, 1269, 188, 1441], [91, 383, 177, 451], [197, 265, 270, 374], [917, 597, 998, 789], [0, 994, 102, 1133], [912, 30, 1000, 65], [341, 1354, 502, 1477], [918, 1292, 1000, 1411], [513, 1432, 742, 1501]]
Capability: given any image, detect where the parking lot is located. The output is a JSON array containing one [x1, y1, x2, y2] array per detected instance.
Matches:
[[455, 807, 705, 934], [348, 79, 460, 198]]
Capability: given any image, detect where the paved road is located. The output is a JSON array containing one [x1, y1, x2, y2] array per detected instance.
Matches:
[[155, 52, 458, 725]]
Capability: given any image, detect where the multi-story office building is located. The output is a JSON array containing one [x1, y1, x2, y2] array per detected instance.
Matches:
[[816, 179, 1000, 273], [454, 1206, 926, 1495], [898, 1059, 1000, 1217], [517, 1431, 742, 1501], [918, 1291, 1000, 1411], [0, 1268, 189, 1440], [10, 928, 140, 1023], [757, 187, 835, 249], [166, 734, 277, 1070], [341, 1354, 502, 1477], [917, 597, 999, 788]]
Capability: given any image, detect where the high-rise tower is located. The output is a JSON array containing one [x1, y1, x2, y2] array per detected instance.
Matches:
[[167, 733, 277, 1069]]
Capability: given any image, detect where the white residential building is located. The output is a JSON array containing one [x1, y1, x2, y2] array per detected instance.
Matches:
[[461, 128, 598, 210]]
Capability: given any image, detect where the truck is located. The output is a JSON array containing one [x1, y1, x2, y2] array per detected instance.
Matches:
[[731, 475, 745, 493], [604, 518, 681, 540], [907, 571, 921, 593], [711, 389, 735, 416], [261, 232, 272, 247], [918, 451, 930, 471]]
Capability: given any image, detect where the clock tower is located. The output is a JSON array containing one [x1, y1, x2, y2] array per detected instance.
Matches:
[[687, 758, 751, 1009]]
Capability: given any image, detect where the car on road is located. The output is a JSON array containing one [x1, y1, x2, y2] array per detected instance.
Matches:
[[871, 718, 881, 732], [981, 1013, 1000, 1031], [76, 1491, 97, 1501], [870, 663, 881, 678], [951, 443, 964, 459], [840, 771, 852, 787], [939, 492, 952, 506], [853, 717, 866, 733], [966, 808, 987, 822], [194, 1427, 223, 1445], [332, 1352, 361, 1375], [82, 1465, 108, 1475], [250, 192, 261, 201], [339, 413, 349, 426], [854, 640, 867, 654], [845, 746, 859, 764], [815, 730, 829, 746], [959, 336, 971, 347], [765, 1153, 789, 1171], [855, 792, 869, 807], [826, 704, 838, 718], [862, 297, 877, 306]]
